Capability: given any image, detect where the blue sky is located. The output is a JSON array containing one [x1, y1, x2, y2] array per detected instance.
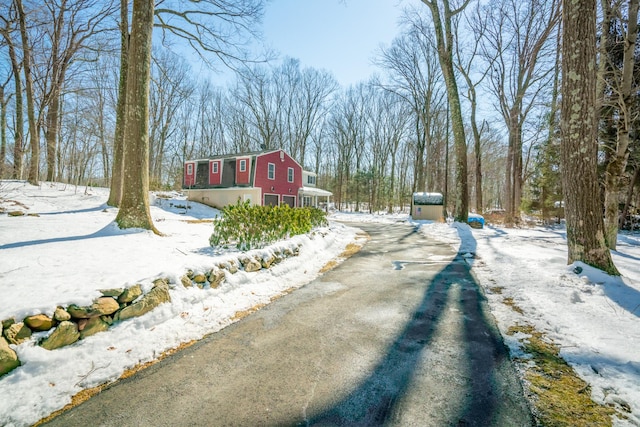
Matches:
[[259, 0, 409, 87]]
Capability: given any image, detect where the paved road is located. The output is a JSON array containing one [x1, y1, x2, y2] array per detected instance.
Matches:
[[46, 222, 533, 426]]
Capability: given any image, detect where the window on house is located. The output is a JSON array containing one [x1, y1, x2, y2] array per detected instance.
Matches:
[[187, 163, 193, 175], [239, 159, 247, 172], [268, 163, 275, 180], [212, 162, 218, 174], [288, 167, 294, 183], [307, 175, 316, 185]]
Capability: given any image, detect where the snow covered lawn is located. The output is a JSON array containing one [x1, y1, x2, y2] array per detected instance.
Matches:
[[1, 183, 639, 426]]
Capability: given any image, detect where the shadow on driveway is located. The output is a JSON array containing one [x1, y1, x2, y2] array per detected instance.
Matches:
[[306, 225, 532, 426]]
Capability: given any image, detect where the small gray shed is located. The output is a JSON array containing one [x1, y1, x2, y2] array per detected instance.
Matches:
[[411, 192, 444, 221]]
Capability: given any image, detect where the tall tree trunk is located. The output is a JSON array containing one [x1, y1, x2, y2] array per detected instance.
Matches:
[[603, 0, 639, 250], [2, 15, 24, 179], [0, 85, 7, 179], [422, 0, 469, 222], [471, 113, 483, 213], [107, 0, 129, 207], [45, 89, 61, 182], [542, 25, 562, 224], [115, 0, 158, 233], [16, 0, 38, 185], [560, 0, 618, 275], [620, 166, 639, 229]]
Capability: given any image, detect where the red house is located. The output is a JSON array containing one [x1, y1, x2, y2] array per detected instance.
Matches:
[[183, 149, 331, 209]]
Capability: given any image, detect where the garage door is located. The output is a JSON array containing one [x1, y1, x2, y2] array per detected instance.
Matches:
[[263, 194, 278, 207], [282, 196, 295, 208]]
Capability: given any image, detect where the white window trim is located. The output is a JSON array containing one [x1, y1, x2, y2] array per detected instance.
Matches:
[[288, 167, 294, 183], [187, 163, 193, 175], [239, 159, 247, 172], [212, 161, 218, 174], [268, 162, 275, 180]]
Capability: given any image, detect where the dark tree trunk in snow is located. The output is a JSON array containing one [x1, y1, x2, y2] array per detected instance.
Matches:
[[560, 0, 618, 275], [16, 0, 39, 185], [603, 0, 639, 250], [108, 0, 129, 207], [421, 0, 469, 222], [115, 0, 159, 234]]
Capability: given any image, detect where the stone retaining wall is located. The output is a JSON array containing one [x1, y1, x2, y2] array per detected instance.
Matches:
[[0, 244, 301, 377]]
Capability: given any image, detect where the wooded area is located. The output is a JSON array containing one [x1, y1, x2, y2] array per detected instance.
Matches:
[[0, 0, 639, 271]]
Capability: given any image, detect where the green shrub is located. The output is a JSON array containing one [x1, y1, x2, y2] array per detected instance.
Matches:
[[210, 200, 328, 250]]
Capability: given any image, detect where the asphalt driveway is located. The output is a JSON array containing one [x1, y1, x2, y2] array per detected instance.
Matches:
[[45, 222, 533, 426]]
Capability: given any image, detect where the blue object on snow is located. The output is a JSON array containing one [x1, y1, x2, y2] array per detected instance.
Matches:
[[467, 213, 485, 229]]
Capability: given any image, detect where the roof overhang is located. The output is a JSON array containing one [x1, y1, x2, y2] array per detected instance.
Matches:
[[301, 186, 333, 197]]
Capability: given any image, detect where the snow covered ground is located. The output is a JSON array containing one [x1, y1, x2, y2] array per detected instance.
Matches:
[[1, 182, 639, 426]]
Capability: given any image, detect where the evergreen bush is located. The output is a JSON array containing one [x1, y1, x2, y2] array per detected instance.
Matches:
[[210, 200, 328, 250]]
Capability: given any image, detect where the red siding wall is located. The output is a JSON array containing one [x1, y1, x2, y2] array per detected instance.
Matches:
[[254, 150, 302, 205], [184, 161, 196, 187], [236, 157, 251, 185], [209, 160, 221, 185]]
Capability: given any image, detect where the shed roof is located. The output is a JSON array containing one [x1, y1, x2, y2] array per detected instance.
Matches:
[[413, 192, 444, 205]]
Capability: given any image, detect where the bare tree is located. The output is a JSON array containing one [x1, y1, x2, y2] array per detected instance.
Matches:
[[0, 62, 12, 178], [0, 8, 24, 180], [560, 0, 618, 275], [40, 0, 117, 183], [274, 58, 338, 167], [115, 0, 158, 232], [483, 0, 560, 225], [149, 49, 195, 187], [15, 0, 38, 184], [234, 65, 282, 150], [420, 0, 470, 222], [601, 0, 639, 249], [375, 18, 446, 195], [454, 2, 495, 213], [107, 0, 129, 207]]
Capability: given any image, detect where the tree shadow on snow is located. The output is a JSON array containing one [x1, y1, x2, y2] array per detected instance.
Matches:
[[0, 221, 143, 250]]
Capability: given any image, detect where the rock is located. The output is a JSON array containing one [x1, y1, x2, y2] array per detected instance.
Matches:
[[153, 278, 169, 287], [207, 268, 226, 289], [77, 319, 88, 331], [40, 321, 80, 350], [192, 273, 207, 284], [180, 275, 193, 288], [0, 337, 20, 377], [53, 307, 71, 322], [115, 283, 171, 322], [241, 256, 262, 273], [118, 284, 142, 304], [261, 255, 276, 269], [4, 323, 32, 345], [79, 316, 110, 339], [68, 297, 120, 318], [24, 314, 56, 331], [100, 288, 124, 297], [219, 261, 238, 274], [8, 211, 24, 217], [1, 318, 15, 330]]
